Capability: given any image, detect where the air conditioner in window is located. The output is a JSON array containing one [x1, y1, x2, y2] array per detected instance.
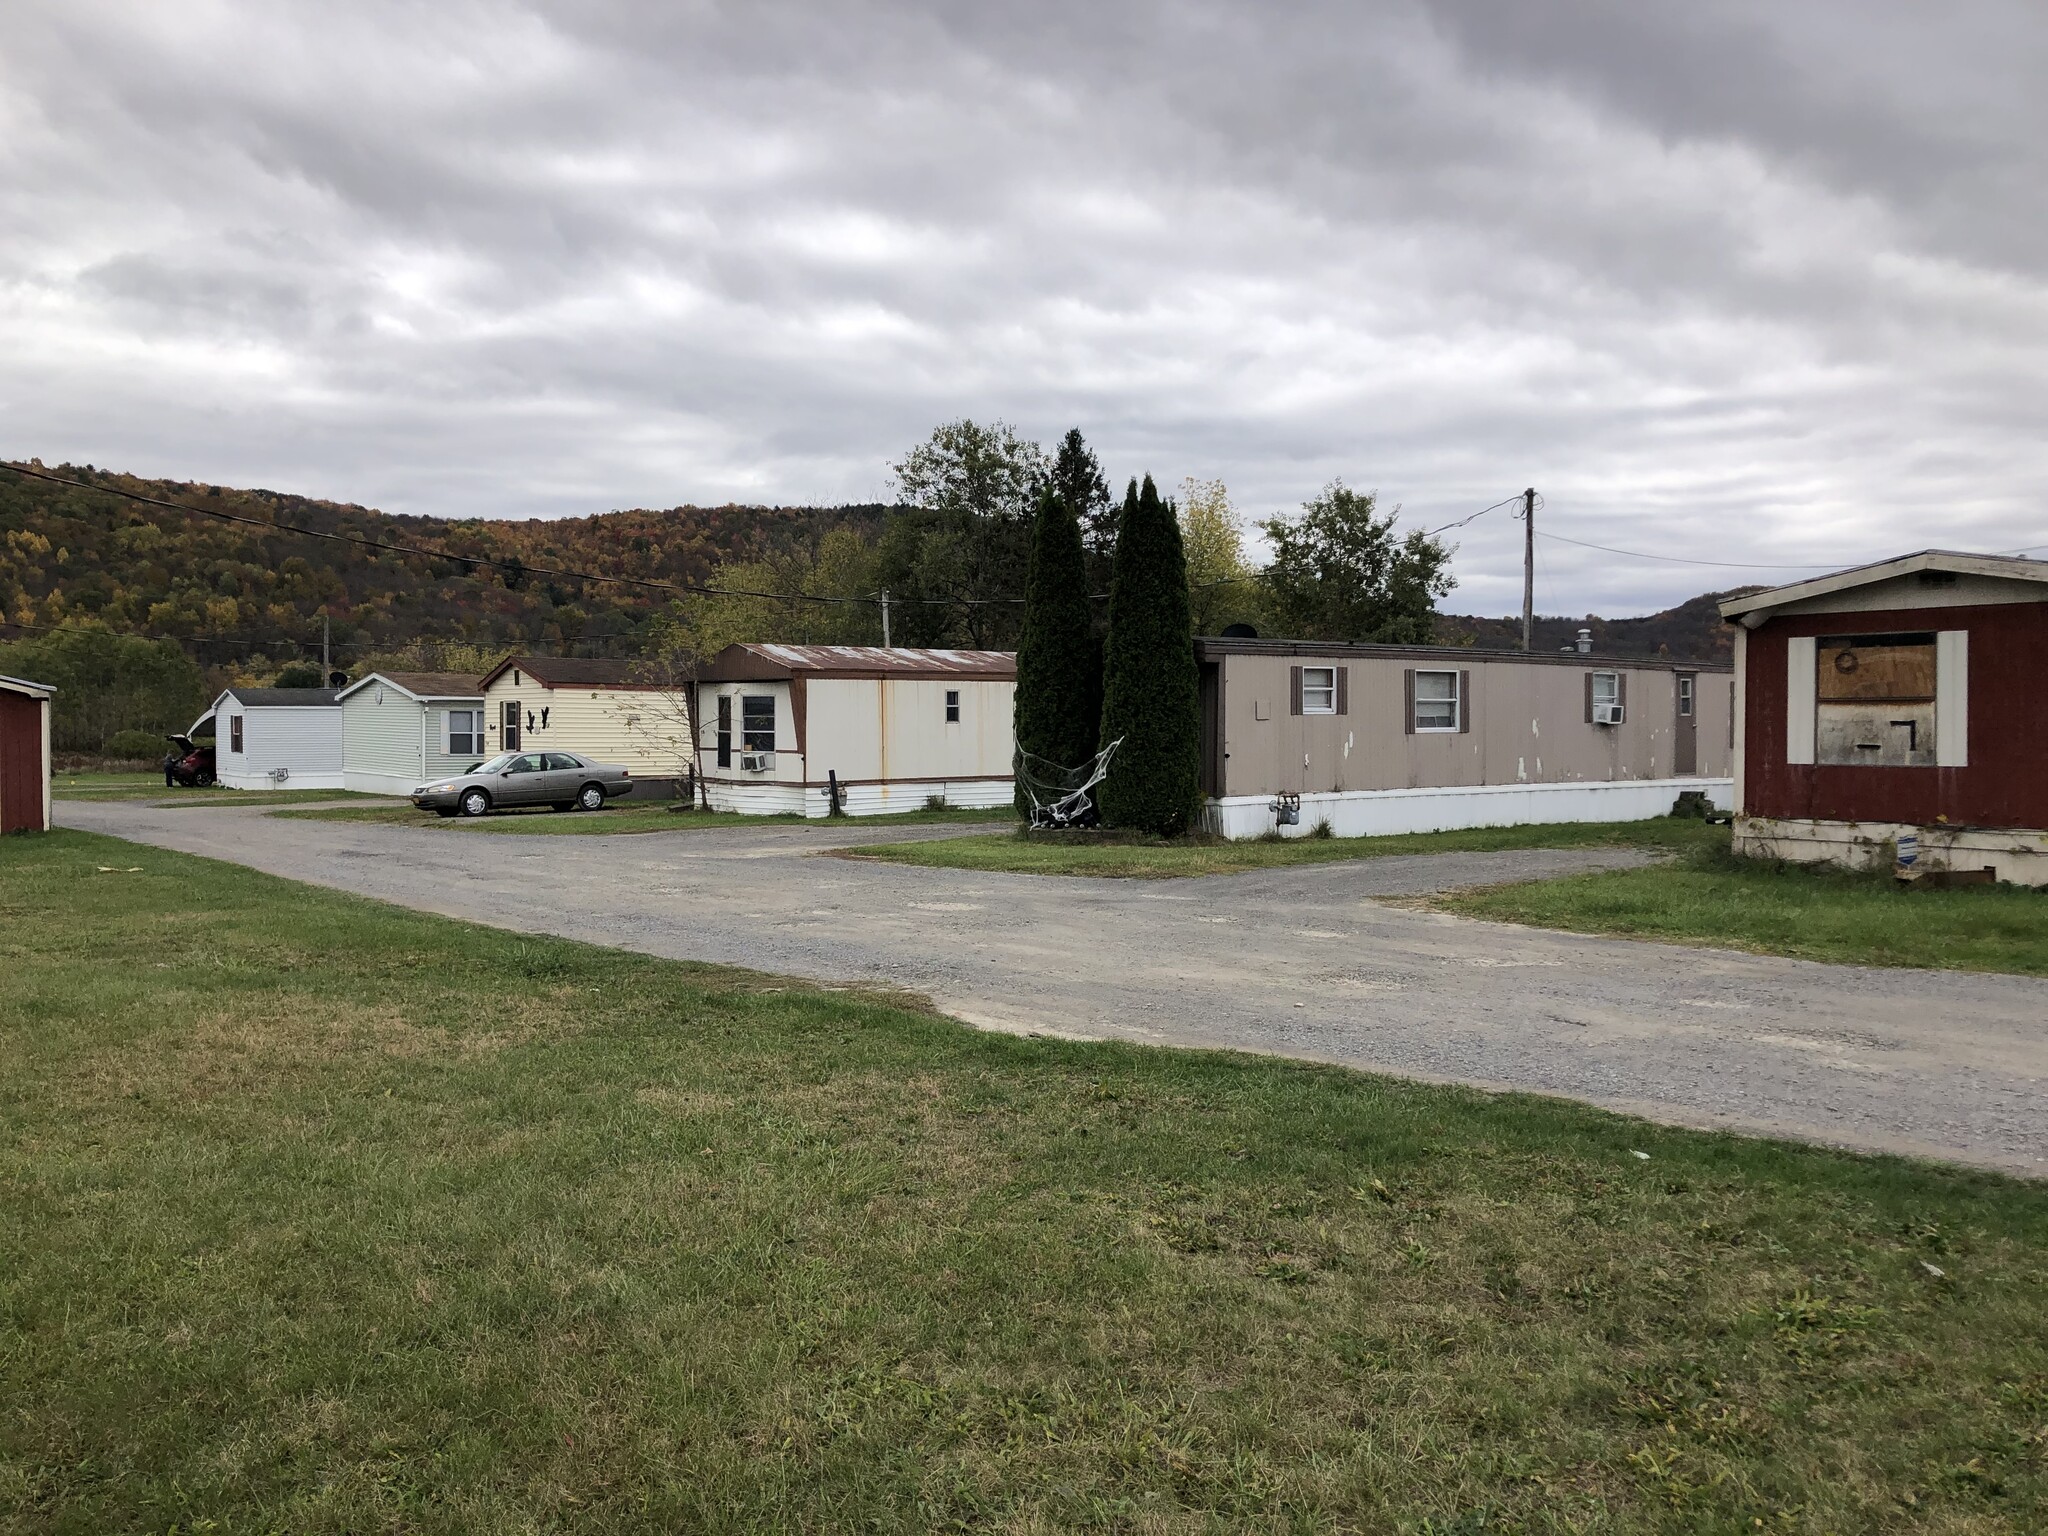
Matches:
[[1593, 703, 1625, 726], [739, 751, 775, 772]]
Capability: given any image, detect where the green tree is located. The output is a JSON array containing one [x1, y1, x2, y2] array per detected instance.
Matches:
[[1013, 485, 1100, 814], [1048, 429, 1114, 588], [0, 625, 208, 751], [881, 420, 1047, 647], [1258, 481, 1454, 643], [1177, 477, 1261, 635], [1097, 477, 1202, 836], [272, 661, 326, 688]]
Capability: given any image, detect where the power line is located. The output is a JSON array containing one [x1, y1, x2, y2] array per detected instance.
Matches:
[[1425, 493, 1531, 538], [1534, 529, 1841, 570], [0, 613, 296, 653]]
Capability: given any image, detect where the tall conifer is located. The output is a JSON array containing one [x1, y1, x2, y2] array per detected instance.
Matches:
[[1013, 482, 1100, 814], [1097, 475, 1202, 835]]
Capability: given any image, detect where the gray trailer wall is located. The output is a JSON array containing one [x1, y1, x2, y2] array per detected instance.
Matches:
[[1210, 650, 1731, 800]]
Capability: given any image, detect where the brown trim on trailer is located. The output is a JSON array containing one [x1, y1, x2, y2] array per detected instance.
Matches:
[[1197, 637, 1728, 673]]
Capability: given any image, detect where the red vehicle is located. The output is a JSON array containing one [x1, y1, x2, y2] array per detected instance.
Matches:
[[163, 734, 217, 788]]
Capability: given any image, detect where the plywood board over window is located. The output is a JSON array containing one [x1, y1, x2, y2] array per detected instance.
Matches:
[[1815, 632, 1937, 767]]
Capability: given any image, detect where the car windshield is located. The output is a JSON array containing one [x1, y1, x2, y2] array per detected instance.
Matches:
[[474, 753, 519, 774]]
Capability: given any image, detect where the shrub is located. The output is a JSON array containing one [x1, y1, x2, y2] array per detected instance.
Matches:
[[105, 729, 169, 760]]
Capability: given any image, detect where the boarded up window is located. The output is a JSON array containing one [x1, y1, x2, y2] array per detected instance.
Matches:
[[1816, 633, 1936, 767]]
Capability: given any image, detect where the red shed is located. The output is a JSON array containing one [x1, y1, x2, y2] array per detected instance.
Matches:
[[0, 673, 55, 835], [1721, 551, 2048, 885]]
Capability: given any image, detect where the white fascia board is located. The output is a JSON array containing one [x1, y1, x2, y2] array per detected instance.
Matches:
[[1721, 550, 2048, 625]]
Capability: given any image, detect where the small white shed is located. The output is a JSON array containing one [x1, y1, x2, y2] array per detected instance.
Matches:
[[338, 671, 488, 796], [193, 686, 344, 790], [693, 644, 1016, 816]]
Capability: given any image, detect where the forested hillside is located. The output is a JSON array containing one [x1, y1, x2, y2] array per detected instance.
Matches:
[[1437, 588, 1757, 662], [0, 461, 889, 672]]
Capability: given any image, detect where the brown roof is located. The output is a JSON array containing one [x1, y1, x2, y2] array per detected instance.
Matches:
[[1194, 637, 1730, 672], [698, 643, 1017, 682], [477, 654, 645, 690]]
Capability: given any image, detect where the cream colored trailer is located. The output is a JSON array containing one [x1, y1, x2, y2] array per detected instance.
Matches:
[[694, 644, 1016, 817], [1198, 638, 1733, 839], [477, 655, 690, 789]]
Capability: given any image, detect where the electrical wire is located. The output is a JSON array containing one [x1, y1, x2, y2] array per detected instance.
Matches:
[[1534, 528, 1840, 570], [1425, 493, 1529, 538], [0, 613, 293, 653]]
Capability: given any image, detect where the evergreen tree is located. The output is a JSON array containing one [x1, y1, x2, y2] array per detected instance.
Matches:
[[1048, 428, 1115, 585], [1096, 476, 1202, 836], [1013, 484, 1100, 813]]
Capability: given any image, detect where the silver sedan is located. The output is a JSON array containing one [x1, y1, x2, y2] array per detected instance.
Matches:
[[411, 751, 634, 818]]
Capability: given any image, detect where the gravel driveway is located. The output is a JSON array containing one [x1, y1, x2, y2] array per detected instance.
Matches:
[[59, 799, 2048, 1177]]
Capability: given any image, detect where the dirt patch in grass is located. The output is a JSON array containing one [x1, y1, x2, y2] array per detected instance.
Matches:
[[2, 829, 2045, 1532]]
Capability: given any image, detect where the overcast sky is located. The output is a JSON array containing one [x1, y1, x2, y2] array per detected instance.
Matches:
[[5, 1, 2046, 616]]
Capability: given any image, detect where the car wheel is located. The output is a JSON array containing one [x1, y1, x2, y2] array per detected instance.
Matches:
[[578, 782, 606, 812], [459, 788, 491, 818], [197, 772, 216, 788]]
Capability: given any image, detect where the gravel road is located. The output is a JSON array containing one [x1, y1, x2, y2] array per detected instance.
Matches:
[[59, 799, 2048, 1176]]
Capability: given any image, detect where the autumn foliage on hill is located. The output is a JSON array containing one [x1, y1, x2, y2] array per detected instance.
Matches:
[[0, 461, 889, 673]]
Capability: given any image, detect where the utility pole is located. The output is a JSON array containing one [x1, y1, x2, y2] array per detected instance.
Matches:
[[322, 614, 331, 677], [879, 589, 892, 648], [1521, 487, 1535, 652]]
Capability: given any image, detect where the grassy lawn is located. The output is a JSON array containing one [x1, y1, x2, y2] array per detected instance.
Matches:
[[53, 773, 391, 808], [4, 831, 2046, 1532], [279, 801, 1017, 835], [845, 816, 1723, 878], [1439, 841, 2048, 976]]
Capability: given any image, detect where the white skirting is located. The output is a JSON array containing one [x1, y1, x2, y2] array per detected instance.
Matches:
[[1203, 777, 1734, 840], [218, 769, 347, 791], [699, 777, 1014, 818], [343, 770, 423, 797], [1734, 815, 2048, 887]]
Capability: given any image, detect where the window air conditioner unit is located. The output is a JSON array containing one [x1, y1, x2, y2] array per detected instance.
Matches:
[[1593, 703, 1625, 726], [740, 751, 775, 772]]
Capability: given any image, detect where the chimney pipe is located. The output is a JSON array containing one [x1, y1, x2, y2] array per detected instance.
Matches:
[[1576, 628, 1593, 654]]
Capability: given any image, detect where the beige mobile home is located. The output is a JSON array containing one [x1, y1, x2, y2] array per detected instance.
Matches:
[[694, 644, 1015, 816], [1198, 637, 1732, 838], [338, 671, 487, 796], [477, 655, 688, 791]]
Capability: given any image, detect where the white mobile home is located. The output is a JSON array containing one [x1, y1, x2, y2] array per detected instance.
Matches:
[[192, 686, 345, 790], [338, 671, 488, 796], [477, 655, 689, 791], [694, 644, 1016, 817]]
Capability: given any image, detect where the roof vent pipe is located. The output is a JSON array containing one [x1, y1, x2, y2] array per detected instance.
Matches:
[[1576, 628, 1593, 654]]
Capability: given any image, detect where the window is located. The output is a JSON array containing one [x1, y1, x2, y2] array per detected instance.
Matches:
[[1591, 671, 1620, 711], [1412, 670, 1459, 731], [544, 753, 583, 770], [1815, 633, 1936, 767], [716, 694, 732, 768], [1677, 676, 1694, 717], [229, 714, 244, 754], [501, 699, 521, 751], [507, 753, 547, 774], [741, 695, 776, 752], [944, 689, 961, 723], [1301, 667, 1337, 714], [446, 709, 482, 756]]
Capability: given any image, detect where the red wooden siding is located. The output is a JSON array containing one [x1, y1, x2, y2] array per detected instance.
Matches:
[[1744, 600, 2048, 828], [0, 691, 44, 834]]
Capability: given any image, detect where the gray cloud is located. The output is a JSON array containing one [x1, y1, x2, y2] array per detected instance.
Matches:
[[3, 0, 2045, 616]]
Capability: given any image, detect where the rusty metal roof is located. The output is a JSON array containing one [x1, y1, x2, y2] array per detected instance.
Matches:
[[700, 644, 1016, 681]]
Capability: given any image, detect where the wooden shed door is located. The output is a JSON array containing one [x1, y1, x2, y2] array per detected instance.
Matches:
[[1674, 673, 1697, 775], [0, 692, 40, 834]]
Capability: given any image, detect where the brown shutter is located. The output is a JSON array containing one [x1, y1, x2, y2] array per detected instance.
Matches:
[[1458, 670, 1472, 733], [1402, 668, 1416, 734], [1619, 672, 1629, 711], [1335, 667, 1349, 716], [1289, 666, 1303, 716], [1584, 672, 1594, 724]]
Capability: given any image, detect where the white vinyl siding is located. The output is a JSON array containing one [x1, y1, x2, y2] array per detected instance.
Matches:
[[210, 700, 344, 790], [341, 684, 486, 794]]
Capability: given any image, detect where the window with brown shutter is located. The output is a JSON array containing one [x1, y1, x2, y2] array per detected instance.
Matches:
[[1335, 667, 1349, 716], [1289, 665, 1303, 716], [1458, 670, 1471, 733], [1403, 669, 1415, 734], [1583, 672, 1594, 724]]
